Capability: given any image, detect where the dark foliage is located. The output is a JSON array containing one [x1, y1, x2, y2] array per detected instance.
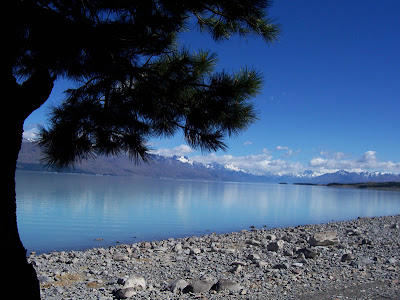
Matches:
[[12, 0, 279, 168]]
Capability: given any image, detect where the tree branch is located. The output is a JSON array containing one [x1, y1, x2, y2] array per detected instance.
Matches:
[[19, 69, 56, 120]]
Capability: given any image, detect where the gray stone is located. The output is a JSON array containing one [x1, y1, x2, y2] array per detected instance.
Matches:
[[353, 257, 374, 266], [256, 260, 268, 268], [213, 279, 243, 292], [154, 247, 168, 252], [223, 248, 236, 254], [140, 241, 151, 249], [173, 243, 183, 252], [305, 250, 319, 259], [122, 273, 146, 290], [273, 262, 289, 269], [309, 231, 339, 246], [292, 268, 303, 276], [361, 238, 373, 245], [341, 253, 355, 262], [113, 254, 129, 261], [56, 256, 67, 263], [169, 279, 189, 293], [298, 248, 319, 259], [231, 264, 243, 273], [113, 287, 136, 299], [297, 252, 306, 261], [38, 275, 54, 283], [292, 262, 303, 268], [346, 229, 361, 236], [267, 240, 284, 252], [283, 249, 294, 256], [387, 257, 397, 264], [282, 235, 293, 242], [184, 279, 216, 293], [248, 253, 261, 261], [266, 234, 276, 241], [246, 239, 261, 247], [190, 248, 201, 255], [231, 260, 247, 266]]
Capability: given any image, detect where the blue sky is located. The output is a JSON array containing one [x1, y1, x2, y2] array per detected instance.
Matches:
[[24, 0, 400, 175]]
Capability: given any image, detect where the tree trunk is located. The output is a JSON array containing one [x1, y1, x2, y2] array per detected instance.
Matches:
[[2, 120, 41, 299], [1, 70, 55, 299]]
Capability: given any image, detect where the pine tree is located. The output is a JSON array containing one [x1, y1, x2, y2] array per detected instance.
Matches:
[[3, 1, 279, 298]]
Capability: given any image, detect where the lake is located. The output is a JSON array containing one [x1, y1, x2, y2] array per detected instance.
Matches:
[[16, 171, 400, 254]]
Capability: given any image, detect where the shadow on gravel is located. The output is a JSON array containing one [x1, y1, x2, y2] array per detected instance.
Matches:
[[297, 281, 400, 300]]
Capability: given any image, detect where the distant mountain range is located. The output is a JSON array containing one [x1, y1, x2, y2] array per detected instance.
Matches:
[[17, 141, 400, 184], [17, 141, 258, 182]]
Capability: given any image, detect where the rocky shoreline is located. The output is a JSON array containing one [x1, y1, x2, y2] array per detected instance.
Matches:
[[30, 215, 400, 299]]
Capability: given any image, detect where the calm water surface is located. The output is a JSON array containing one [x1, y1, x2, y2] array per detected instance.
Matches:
[[16, 171, 400, 253]]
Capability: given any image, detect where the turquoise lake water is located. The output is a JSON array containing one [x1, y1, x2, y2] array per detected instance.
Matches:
[[16, 171, 400, 253]]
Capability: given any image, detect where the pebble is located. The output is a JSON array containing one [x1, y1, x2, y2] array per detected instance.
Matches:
[[30, 214, 400, 299], [113, 287, 136, 299], [113, 254, 129, 261], [299, 248, 319, 259], [341, 253, 355, 262]]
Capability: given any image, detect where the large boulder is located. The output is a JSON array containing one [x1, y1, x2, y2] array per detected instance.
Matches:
[[183, 279, 216, 293], [169, 279, 189, 293], [308, 231, 339, 246], [267, 240, 284, 252], [114, 273, 146, 299], [212, 279, 243, 292], [121, 273, 146, 290]]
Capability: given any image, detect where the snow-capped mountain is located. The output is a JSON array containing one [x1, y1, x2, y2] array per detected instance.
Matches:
[[17, 142, 258, 181], [173, 155, 194, 165], [305, 170, 400, 184], [17, 141, 400, 184]]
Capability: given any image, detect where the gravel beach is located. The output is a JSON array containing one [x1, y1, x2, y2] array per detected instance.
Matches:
[[30, 214, 400, 299]]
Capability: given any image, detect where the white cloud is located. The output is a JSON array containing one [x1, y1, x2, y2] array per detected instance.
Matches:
[[319, 150, 329, 156], [333, 152, 346, 160], [275, 146, 301, 158], [358, 150, 376, 163], [308, 150, 400, 173], [152, 145, 400, 175], [276, 145, 289, 151], [191, 152, 305, 175], [262, 148, 270, 154], [319, 150, 348, 160], [151, 144, 194, 157], [282, 149, 301, 157], [23, 127, 38, 141], [309, 157, 328, 167], [243, 141, 253, 146], [190, 149, 400, 176]]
